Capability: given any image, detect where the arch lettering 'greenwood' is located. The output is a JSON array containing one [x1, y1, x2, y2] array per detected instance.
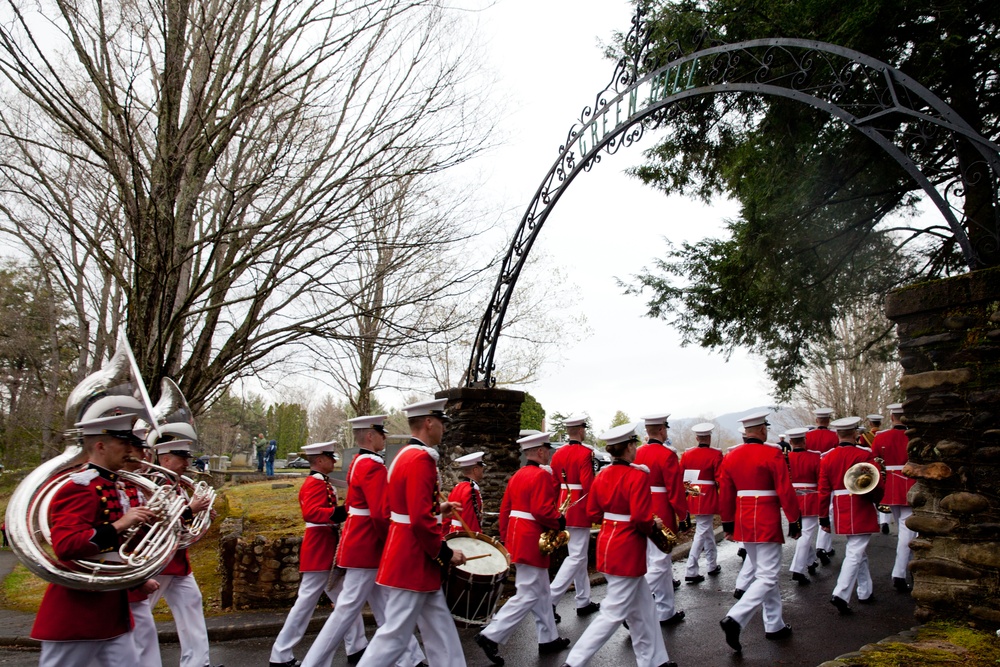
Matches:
[[465, 10, 1000, 388]]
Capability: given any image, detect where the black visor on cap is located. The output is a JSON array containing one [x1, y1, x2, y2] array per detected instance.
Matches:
[[372, 424, 386, 434], [431, 410, 451, 422], [105, 429, 144, 447]]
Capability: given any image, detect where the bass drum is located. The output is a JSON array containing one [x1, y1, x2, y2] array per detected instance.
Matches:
[[442, 532, 510, 626]]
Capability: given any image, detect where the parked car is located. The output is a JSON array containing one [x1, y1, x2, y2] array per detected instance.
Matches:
[[286, 456, 310, 469]]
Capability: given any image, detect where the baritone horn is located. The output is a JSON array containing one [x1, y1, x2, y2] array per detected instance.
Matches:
[[843, 461, 887, 508]]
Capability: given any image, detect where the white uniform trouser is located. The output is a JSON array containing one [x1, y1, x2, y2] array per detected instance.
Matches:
[[789, 516, 819, 575], [878, 509, 893, 526], [833, 534, 873, 602], [131, 598, 163, 667], [816, 507, 834, 552], [270, 570, 367, 664], [735, 548, 755, 592], [643, 539, 676, 621], [549, 527, 592, 607], [301, 569, 423, 667], [481, 564, 558, 645], [40, 633, 139, 667], [564, 574, 668, 667], [149, 573, 210, 667], [724, 542, 786, 633], [684, 515, 717, 577], [356, 587, 465, 667], [889, 505, 916, 579]]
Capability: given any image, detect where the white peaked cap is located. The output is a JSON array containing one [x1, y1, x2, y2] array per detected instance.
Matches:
[[887, 403, 904, 415], [563, 414, 588, 427], [519, 429, 542, 437], [867, 414, 884, 422], [403, 398, 450, 420], [814, 407, 834, 417], [786, 427, 809, 438], [516, 432, 552, 450], [691, 422, 715, 435], [152, 438, 193, 455], [831, 416, 862, 430], [739, 410, 770, 428], [454, 451, 484, 467], [601, 422, 640, 446], [641, 412, 670, 426], [348, 414, 387, 431], [77, 413, 139, 437], [302, 441, 338, 456]]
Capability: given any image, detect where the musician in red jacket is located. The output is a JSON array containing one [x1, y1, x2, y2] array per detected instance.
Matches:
[[32, 410, 156, 666], [806, 407, 838, 564], [718, 411, 801, 654], [356, 398, 467, 667], [680, 422, 723, 583], [448, 451, 484, 533], [563, 423, 675, 667], [475, 433, 569, 665], [818, 416, 886, 614], [871, 403, 916, 593], [269, 440, 366, 667], [635, 412, 687, 626], [785, 427, 821, 585], [548, 414, 599, 617]]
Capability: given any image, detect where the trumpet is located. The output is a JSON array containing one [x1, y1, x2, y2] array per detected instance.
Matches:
[[649, 514, 677, 554], [684, 481, 702, 497], [539, 476, 573, 556]]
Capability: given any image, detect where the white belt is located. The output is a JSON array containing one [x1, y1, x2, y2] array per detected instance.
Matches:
[[565, 483, 584, 490], [509, 510, 536, 521], [604, 512, 631, 522], [390, 512, 410, 524], [793, 483, 818, 488], [348, 507, 371, 516], [886, 465, 905, 471], [692, 480, 715, 486], [451, 520, 463, 527], [737, 490, 777, 497], [650, 486, 668, 493], [833, 489, 851, 496], [305, 522, 335, 528]]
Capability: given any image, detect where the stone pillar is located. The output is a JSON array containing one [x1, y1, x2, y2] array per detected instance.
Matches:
[[884, 266, 1000, 624], [436, 387, 525, 536]]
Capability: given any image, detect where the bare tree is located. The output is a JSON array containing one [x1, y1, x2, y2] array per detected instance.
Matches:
[[0, 0, 492, 412]]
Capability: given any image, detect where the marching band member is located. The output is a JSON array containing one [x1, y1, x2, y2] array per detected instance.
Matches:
[[269, 441, 367, 667], [356, 399, 467, 667], [818, 416, 885, 615], [448, 452, 485, 534], [806, 407, 838, 565], [863, 414, 892, 534], [549, 414, 600, 618], [562, 423, 676, 667], [148, 430, 219, 667], [475, 433, 568, 665], [785, 427, 821, 585], [718, 411, 801, 654], [679, 422, 722, 583], [635, 412, 687, 626], [300, 416, 424, 667], [31, 405, 156, 666], [871, 404, 916, 593]]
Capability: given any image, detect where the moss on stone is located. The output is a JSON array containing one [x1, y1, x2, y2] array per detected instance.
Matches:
[[839, 621, 1000, 666]]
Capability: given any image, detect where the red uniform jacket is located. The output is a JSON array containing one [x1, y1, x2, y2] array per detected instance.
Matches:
[[549, 442, 595, 528], [299, 471, 340, 572], [718, 441, 800, 543], [788, 448, 822, 517], [447, 479, 482, 534], [872, 426, 914, 506], [376, 440, 450, 592], [498, 462, 561, 568], [818, 443, 884, 534], [805, 427, 838, 454], [337, 452, 390, 569], [634, 440, 687, 531], [679, 445, 722, 515], [121, 481, 153, 603], [32, 465, 133, 641], [588, 461, 655, 577]]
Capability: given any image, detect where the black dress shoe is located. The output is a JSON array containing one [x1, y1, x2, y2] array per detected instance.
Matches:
[[673, 578, 681, 589], [347, 648, 365, 665], [576, 601, 600, 616], [893, 577, 911, 592], [539, 637, 571, 654], [827, 547, 836, 558], [553, 605, 561, 623], [792, 572, 810, 585], [658, 663, 678, 667], [830, 595, 853, 615], [685, 574, 705, 584], [475, 633, 505, 665], [270, 660, 299, 667], [858, 594, 876, 604], [661, 610, 685, 626], [881, 523, 890, 534], [720, 616, 742, 652], [807, 561, 819, 575], [707, 565, 722, 576], [733, 588, 745, 599], [737, 547, 747, 561], [817, 548, 831, 566], [765, 624, 793, 640]]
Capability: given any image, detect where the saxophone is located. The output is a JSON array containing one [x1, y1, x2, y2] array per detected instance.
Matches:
[[539, 473, 573, 555]]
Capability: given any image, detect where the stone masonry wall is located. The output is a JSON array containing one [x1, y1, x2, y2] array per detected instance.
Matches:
[[884, 266, 1000, 625], [220, 521, 305, 609]]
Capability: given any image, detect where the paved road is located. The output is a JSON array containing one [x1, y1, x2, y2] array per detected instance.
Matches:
[[0, 531, 914, 666]]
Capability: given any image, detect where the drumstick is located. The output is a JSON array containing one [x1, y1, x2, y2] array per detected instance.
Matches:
[[439, 491, 475, 538], [465, 553, 492, 561]]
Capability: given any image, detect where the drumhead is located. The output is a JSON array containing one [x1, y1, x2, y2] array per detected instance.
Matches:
[[446, 534, 509, 576]]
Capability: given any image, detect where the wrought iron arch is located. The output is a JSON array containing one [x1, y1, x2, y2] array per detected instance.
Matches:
[[466, 10, 1000, 387]]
